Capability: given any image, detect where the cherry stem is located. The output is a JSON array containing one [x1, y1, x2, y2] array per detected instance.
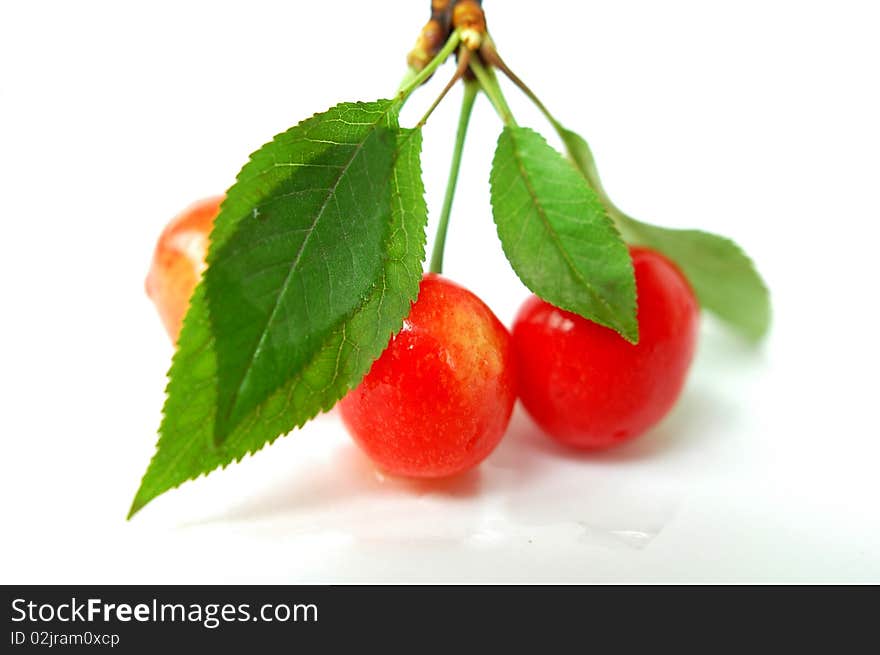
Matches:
[[417, 47, 472, 128], [429, 79, 479, 275], [481, 37, 630, 226], [468, 55, 515, 126], [482, 39, 555, 128], [396, 31, 462, 106]]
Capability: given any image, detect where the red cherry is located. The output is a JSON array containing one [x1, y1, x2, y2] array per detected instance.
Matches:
[[512, 246, 699, 449], [339, 273, 517, 478]]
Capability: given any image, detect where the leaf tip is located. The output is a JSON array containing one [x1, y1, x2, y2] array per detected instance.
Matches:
[[622, 322, 640, 345], [126, 490, 149, 521]]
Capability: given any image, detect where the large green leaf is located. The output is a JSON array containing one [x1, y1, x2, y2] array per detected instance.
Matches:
[[129, 104, 428, 517], [490, 125, 638, 342], [559, 127, 771, 340], [206, 101, 400, 443]]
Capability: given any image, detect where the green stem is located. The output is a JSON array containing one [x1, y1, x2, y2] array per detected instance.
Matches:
[[468, 56, 516, 125], [429, 80, 479, 274], [397, 67, 419, 93], [416, 47, 471, 128], [483, 42, 628, 225], [503, 67, 557, 130], [395, 31, 462, 106], [481, 36, 554, 126], [568, 139, 626, 223]]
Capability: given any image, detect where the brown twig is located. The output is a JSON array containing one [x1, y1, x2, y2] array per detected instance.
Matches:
[[407, 1, 486, 74]]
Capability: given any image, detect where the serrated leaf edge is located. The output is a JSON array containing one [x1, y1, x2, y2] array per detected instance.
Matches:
[[128, 128, 426, 519], [490, 125, 638, 342]]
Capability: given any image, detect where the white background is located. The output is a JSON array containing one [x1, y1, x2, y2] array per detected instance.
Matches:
[[2, 0, 879, 583]]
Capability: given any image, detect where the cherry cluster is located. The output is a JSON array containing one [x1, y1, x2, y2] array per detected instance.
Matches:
[[147, 198, 698, 475]]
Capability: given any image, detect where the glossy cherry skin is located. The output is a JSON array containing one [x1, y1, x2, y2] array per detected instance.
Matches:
[[145, 196, 222, 342], [339, 274, 516, 478], [512, 246, 699, 449]]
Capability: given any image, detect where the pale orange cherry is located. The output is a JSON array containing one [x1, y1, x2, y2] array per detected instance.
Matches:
[[145, 196, 223, 342]]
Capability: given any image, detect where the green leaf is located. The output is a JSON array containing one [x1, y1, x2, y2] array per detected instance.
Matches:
[[620, 221, 771, 340], [206, 101, 401, 443], [489, 125, 638, 342], [558, 127, 771, 340], [129, 103, 428, 517]]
